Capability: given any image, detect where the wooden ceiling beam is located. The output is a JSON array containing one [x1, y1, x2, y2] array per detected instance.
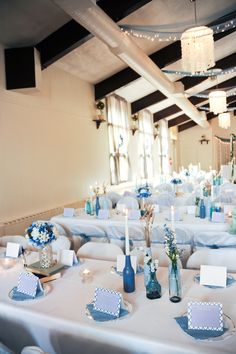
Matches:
[[36, 0, 152, 69]]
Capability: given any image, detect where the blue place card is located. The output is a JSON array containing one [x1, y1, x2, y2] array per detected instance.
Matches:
[[17, 271, 43, 298], [93, 287, 122, 318], [188, 301, 223, 331], [98, 209, 110, 219], [128, 209, 141, 220]]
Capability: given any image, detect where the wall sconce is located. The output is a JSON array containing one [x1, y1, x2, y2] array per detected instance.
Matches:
[[93, 100, 106, 129], [130, 113, 139, 136], [199, 135, 210, 144], [153, 124, 159, 139]]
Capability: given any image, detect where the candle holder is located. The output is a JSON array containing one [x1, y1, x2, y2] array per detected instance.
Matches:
[[123, 255, 135, 293], [0, 256, 18, 270], [80, 268, 93, 283]]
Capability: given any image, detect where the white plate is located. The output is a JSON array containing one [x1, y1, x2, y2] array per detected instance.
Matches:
[[8, 284, 51, 301], [86, 300, 132, 322], [181, 313, 235, 342]]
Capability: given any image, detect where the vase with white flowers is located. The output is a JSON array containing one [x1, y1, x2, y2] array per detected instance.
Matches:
[[25, 221, 58, 269], [164, 224, 182, 303]]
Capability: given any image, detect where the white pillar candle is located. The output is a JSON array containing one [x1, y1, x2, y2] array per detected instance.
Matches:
[[124, 209, 130, 256], [171, 205, 175, 230]]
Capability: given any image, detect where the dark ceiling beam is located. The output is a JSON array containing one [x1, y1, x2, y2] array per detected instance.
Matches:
[[134, 51, 236, 114], [36, 0, 152, 69], [153, 75, 236, 123], [168, 115, 190, 128], [95, 10, 236, 100]]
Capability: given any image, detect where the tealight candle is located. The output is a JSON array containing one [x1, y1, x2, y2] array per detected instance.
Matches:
[[80, 268, 92, 283], [1, 257, 17, 270]]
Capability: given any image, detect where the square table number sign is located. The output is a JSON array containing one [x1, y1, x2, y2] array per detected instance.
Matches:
[[17, 271, 42, 298], [93, 287, 122, 317], [59, 250, 78, 266], [188, 301, 223, 331], [63, 208, 75, 217]]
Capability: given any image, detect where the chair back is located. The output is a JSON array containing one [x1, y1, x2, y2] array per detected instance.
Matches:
[[77, 242, 124, 261]]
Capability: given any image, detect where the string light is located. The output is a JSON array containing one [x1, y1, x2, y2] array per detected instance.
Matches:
[[162, 66, 236, 77]]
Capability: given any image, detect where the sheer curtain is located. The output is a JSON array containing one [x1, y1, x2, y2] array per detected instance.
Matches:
[[139, 110, 154, 179], [214, 136, 236, 171], [107, 95, 130, 185], [159, 119, 170, 175]]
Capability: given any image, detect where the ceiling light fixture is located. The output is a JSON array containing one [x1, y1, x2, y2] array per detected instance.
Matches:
[[181, 0, 215, 73], [218, 112, 231, 129], [209, 90, 227, 114]]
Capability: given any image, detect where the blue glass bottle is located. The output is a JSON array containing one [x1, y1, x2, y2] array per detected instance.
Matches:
[[95, 196, 100, 216], [169, 262, 182, 303], [123, 255, 135, 293], [199, 199, 206, 219], [85, 200, 91, 214], [146, 269, 162, 300]]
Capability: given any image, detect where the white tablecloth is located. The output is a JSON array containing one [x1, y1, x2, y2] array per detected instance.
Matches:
[[0, 257, 236, 354]]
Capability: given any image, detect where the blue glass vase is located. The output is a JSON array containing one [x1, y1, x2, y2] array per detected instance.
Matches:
[[146, 269, 162, 300], [144, 247, 152, 286], [123, 255, 135, 293], [168, 262, 182, 303], [85, 200, 91, 214], [95, 196, 100, 216], [199, 199, 206, 219]]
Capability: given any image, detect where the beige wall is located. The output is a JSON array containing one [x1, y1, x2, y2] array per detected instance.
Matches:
[[0, 45, 110, 222]]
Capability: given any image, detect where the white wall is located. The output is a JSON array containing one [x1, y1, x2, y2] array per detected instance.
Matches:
[[0, 45, 110, 222]]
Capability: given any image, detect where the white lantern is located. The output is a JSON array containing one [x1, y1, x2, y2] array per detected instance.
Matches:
[[218, 112, 231, 129], [209, 90, 227, 114], [181, 26, 215, 73]]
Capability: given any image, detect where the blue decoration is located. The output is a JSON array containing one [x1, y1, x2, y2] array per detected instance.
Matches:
[[25, 221, 57, 249], [85, 200, 92, 214], [146, 267, 162, 300], [168, 262, 182, 303], [123, 255, 135, 293], [199, 199, 206, 219], [136, 182, 152, 199], [170, 178, 182, 185]]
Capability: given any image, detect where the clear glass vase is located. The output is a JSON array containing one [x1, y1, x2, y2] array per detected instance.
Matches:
[[168, 262, 182, 303], [39, 245, 53, 269]]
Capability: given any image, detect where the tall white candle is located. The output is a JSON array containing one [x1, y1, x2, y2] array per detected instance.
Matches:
[[124, 209, 130, 255], [171, 205, 175, 230]]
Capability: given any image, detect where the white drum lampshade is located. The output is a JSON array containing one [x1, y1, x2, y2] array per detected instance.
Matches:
[[209, 90, 227, 114], [218, 112, 231, 129], [181, 26, 215, 73]]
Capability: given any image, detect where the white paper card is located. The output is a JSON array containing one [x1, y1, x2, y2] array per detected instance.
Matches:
[[6, 242, 20, 258], [128, 209, 140, 220], [98, 209, 110, 219], [116, 204, 126, 213], [200, 265, 227, 287], [59, 250, 78, 266], [63, 208, 75, 217], [94, 287, 122, 317], [116, 254, 137, 273], [187, 205, 196, 215], [153, 204, 160, 214], [211, 212, 225, 223]]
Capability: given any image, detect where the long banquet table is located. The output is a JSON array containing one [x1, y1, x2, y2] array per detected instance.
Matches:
[[0, 256, 236, 354]]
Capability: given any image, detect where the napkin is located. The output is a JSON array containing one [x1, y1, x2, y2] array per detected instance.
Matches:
[[86, 303, 129, 322], [175, 316, 227, 340], [195, 275, 235, 288], [10, 286, 44, 301]]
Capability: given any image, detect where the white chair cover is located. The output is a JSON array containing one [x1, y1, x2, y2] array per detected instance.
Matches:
[[155, 183, 173, 193], [193, 231, 236, 249], [153, 192, 175, 207], [0, 235, 28, 249], [117, 196, 139, 210], [214, 192, 232, 204], [107, 192, 121, 208], [181, 182, 194, 193], [186, 248, 236, 273], [21, 346, 46, 354], [51, 235, 71, 254], [99, 196, 112, 209], [0, 342, 14, 354], [77, 242, 124, 261], [106, 224, 144, 251], [123, 191, 137, 198]]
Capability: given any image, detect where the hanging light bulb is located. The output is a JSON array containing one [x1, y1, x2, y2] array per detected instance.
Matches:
[[209, 90, 227, 114], [218, 112, 231, 129], [181, 1, 215, 73]]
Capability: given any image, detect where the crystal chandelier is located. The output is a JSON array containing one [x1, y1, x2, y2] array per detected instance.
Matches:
[[218, 112, 231, 129], [209, 90, 227, 114], [181, 1, 215, 73]]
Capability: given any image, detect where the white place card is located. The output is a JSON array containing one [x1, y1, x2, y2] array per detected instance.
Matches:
[[59, 250, 78, 267], [98, 209, 110, 219], [94, 287, 122, 317], [6, 242, 21, 258], [211, 212, 225, 223], [200, 265, 227, 287], [188, 301, 223, 331], [128, 209, 141, 220], [116, 204, 126, 213], [17, 271, 43, 298], [116, 254, 137, 273], [63, 208, 75, 217], [187, 205, 196, 215]]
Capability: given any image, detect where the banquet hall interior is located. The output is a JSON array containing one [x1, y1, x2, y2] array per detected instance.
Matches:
[[1, 0, 236, 353]]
